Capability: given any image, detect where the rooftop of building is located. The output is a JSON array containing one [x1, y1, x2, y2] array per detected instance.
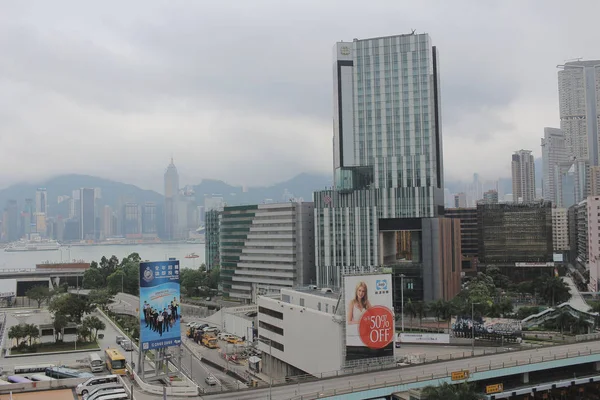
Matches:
[[286, 286, 340, 300], [0, 389, 77, 400]]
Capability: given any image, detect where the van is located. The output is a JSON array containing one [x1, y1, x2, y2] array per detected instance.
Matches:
[[88, 353, 104, 372], [120, 340, 134, 352], [203, 326, 218, 334], [87, 390, 128, 400], [76, 375, 120, 396], [83, 384, 124, 400], [115, 336, 125, 345]]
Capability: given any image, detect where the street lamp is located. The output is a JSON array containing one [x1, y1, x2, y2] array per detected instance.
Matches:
[[471, 302, 480, 356], [400, 274, 405, 332]]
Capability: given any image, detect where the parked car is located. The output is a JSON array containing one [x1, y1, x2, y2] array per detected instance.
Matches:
[[217, 333, 232, 341]]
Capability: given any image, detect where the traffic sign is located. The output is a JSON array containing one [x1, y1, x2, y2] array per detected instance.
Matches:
[[486, 383, 504, 394], [451, 370, 469, 381]]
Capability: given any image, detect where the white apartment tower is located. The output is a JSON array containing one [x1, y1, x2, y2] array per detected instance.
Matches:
[[541, 128, 569, 207], [551, 208, 569, 252], [511, 150, 536, 203], [558, 60, 600, 202]]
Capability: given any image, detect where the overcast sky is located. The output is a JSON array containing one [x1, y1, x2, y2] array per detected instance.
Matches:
[[0, 0, 598, 192]]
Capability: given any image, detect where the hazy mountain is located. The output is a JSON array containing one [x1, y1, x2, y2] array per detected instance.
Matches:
[[0, 173, 333, 215]]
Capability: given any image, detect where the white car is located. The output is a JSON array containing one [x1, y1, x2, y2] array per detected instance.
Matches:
[[217, 332, 232, 340], [205, 375, 218, 386]]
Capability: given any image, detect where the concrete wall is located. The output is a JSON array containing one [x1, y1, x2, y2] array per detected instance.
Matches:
[[280, 288, 338, 313], [258, 296, 343, 379]]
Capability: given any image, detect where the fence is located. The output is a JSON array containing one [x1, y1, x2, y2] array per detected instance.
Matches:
[[0, 377, 87, 394], [287, 347, 600, 400]]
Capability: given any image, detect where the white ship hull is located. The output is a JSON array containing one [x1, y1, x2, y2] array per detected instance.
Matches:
[[4, 241, 60, 252]]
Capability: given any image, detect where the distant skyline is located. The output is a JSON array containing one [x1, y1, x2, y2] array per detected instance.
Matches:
[[0, 1, 598, 191]]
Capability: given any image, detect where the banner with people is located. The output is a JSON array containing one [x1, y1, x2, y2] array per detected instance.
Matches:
[[344, 273, 394, 361], [139, 260, 181, 351]]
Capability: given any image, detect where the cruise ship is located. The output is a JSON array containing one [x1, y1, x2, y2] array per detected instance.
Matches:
[[4, 240, 61, 252]]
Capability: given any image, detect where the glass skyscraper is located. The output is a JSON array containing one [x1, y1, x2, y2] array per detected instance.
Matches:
[[315, 33, 447, 290]]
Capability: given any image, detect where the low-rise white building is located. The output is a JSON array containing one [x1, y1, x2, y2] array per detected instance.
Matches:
[[257, 287, 343, 379]]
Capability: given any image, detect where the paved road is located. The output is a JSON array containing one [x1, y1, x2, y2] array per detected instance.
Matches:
[[563, 276, 591, 312], [201, 340, 600, 400]]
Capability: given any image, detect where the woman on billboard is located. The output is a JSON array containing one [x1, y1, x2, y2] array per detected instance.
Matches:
[[347, 281, 372, 324]]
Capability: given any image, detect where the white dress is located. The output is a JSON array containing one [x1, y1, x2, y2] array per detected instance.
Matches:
[[353, 304, 366, 322]]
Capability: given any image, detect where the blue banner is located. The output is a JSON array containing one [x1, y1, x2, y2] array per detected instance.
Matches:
[[139, 260, 181, 351]]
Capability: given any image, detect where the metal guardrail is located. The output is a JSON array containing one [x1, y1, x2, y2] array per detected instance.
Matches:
[[286, 347, 600, 400], [0, 268, 86, 275]]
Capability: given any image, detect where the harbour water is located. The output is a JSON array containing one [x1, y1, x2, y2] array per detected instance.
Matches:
[[0, 243, 206, 270]]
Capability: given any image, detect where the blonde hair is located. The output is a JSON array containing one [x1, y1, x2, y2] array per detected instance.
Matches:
[[354, 281, 369, 309]]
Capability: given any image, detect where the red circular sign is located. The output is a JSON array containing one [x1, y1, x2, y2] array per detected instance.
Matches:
[[358, 305, 394, 349]]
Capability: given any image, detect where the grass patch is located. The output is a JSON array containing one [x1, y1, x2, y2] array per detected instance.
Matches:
[[11, 341, 99, 354]]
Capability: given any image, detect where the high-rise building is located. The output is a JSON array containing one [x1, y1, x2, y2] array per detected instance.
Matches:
[[142, 202, 158, 237], [482, 190, 499, 204], [478, 202, 553, 280], [590, 166, 600, 196], [220, 202, 315, 303], [314, 33, 460, 302], [551, 208, 569, 252], [102, 205, 113, 239], [164, 158, 179, 240], [35, 188, 47, 214], [558, 60, 600, 202], [4, 200, 19, 242], [511, 150, 536, 203], [79, 188, 96, 240], [587, 197, 600, 292], [445, 207, 478, 275], [454, 192, 467, 208], [205, 209, 221, 271], [124, 202, 142, 238], [541, 127, 570, 207]]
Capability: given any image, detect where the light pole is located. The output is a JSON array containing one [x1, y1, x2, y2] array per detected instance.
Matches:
[[471, 302, 480, 356], [400, 274, 405, 332], [121, 272, 124, 294]]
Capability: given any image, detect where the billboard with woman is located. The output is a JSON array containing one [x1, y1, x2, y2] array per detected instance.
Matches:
[[344, 274, 394, 361]]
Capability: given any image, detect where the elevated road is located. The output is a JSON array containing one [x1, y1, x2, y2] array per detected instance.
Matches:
[[201, 340, 600, 400]]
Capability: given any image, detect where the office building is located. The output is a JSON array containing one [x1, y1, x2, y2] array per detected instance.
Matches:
[[142, 202, 158, 237], [220, 202, 315, 303], [541, 128, 570, 207], [482, 190, 499, 204], [102, 205, 113, 239], [123, 202, 142, 238], [511, 150, 536, 203], [551, 208, 569, 252], [164, 158, 179, 240], [79, 188, 96, 240], [558, 60, 600, 202], [478, 202, 553, 280], [445, 207, 478, 274], [454, 192, 467, 208], [314, 33, 459, 302], [590, 166, 600, 196], [205, 209, 221, 271], [4, 200, 19, 242], [35, 188, 47, 214]]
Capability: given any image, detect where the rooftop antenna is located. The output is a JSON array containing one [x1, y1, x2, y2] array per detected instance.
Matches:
[[411, 29, 416, 35]]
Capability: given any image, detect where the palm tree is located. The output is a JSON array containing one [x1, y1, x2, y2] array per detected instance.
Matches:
[[554, 309, 575, 334], [422, 382, 482, 400], [77, 326, 92, 342], [428, 300, 446, 330], [414, 302, 427, 328], [52, 314, 69, 342], [25, 324, 39, 347], [8, 325, 26, 347]]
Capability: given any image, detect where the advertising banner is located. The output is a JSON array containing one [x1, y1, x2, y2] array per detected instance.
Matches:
[[398, 333, 450, 344], [139, 260, 181, 351], [344, 274, 394, 361]]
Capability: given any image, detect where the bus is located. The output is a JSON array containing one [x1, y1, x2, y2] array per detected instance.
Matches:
[[14, 364, 54, 374], [104, 348, 127, 375], [88, 352, 104, 372], [27, 374, 55, 381], [7, 376, 32, 383], [45, 367, 94, 379]]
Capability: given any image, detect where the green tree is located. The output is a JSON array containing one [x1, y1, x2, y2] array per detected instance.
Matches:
[[180, 268, 204, 296], [24, 324, 39, 347], [422, 382, 483, 400], [83, 267, 105, 289], [554, 309, 575, 334], [403, 299, 417, 329], [52, 313, 69, 342], [414, 301, 427, 325], [589, 301, 600, 314], [88, 289, 114, 310], [77, 325, 92, 342], [8, 325, 26, 346], [49, 294, 92, 324], [536, 276, 571, 306], [207, 266, 220, 289], [25, 285, 50, 308], [83, 316, 106, 341], [428, 300, 447, 329]]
